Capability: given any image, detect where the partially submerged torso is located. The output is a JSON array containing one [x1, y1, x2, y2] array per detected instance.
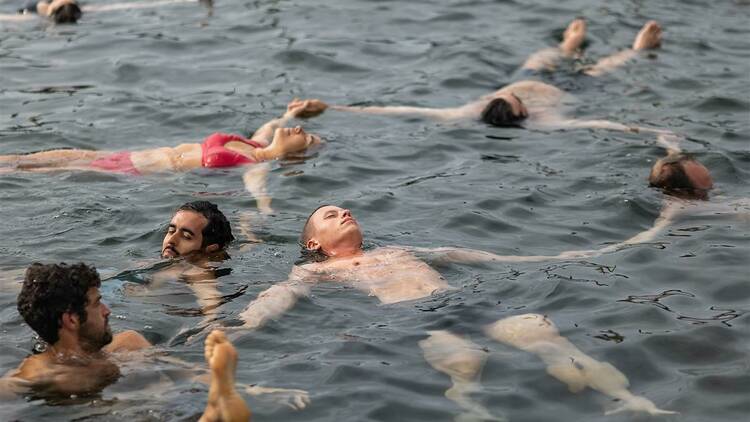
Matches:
[[466, 80, 575, 125], [11, 350, 121, 396], [302, 247, 451, 304]]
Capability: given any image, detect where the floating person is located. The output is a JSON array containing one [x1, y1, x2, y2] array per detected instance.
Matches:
[[0, 101, 323, 212], [16, 0, 81, 24], [484, 314, 677, 415], [156, 201, 236, 327], [634, 133, 748, 249], [4, 0, 208, 24], [218, 205, 676, 418], [289, 19, 665, 132], [5, 262, 152, 396], [0, 262, 307, 413]]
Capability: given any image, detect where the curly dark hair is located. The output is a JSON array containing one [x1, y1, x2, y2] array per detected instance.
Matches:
[[17, 262, 101, 344], [177, 201, 234, 249]]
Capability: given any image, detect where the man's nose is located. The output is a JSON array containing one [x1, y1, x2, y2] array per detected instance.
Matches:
[[342, 209, 351, 217], [103, 303, 111, 318], [165, 231, 177, 245]]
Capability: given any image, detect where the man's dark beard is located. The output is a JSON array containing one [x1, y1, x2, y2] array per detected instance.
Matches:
[[79, 320, 113, 353]]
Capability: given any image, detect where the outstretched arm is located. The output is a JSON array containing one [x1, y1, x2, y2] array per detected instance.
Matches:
[[331, 104, 468, 121], [250, 110, 297, 147], [286, 98, 470, 121], [82, 0, 200, 13], [405, 200, 686, 264], [584, 21, 662, 77], [239, 268, 314, 329], [242, 162, 273, 215]]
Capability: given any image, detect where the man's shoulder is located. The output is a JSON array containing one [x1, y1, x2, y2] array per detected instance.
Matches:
[[14, 354, 49, 380]]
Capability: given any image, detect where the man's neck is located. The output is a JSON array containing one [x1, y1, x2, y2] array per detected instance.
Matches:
[[46, 336, 96, 361], [325, 246, 365, 260]]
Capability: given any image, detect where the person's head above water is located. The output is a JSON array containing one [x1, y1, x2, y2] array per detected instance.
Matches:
[[300, 205, 364, 258], [35, 0, 82, 24], [480, 93, 529, 127], [266, 125, 321, 157], [17, 262, 112, 351], [162, 201, 234, 260], [648, 153, 713, 200]]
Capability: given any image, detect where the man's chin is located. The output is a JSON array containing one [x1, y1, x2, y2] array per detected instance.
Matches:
[[103, 331, 113, 346]]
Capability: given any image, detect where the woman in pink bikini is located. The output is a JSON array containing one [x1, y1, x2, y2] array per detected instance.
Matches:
[[0, 100, 320, 175], [1, 101, 321, 212]]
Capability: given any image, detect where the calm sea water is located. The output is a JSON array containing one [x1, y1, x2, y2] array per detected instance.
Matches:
[[1, 0, 749, 421]]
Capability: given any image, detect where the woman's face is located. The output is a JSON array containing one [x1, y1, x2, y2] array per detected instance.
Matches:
[[272, 126, 321, 154]]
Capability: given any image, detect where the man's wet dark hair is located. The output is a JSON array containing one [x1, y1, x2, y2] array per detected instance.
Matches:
[[480, 97, 526, 127], [17, 262, 101, 344], [648, 154, 709, 200], [52, 2, 82, 24], [300, 204, 330, 247], [299, 204, 333, 262], [177, 201, 234, 249]]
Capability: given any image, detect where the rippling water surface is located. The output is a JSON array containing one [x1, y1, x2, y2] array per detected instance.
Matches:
[[1, 0, 749, 421]]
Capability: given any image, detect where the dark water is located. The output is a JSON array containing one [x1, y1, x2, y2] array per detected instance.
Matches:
[[1, 0, 749, 421]]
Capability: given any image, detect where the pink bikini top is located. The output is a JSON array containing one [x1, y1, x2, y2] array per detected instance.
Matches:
[[201, 133, 265, 168]]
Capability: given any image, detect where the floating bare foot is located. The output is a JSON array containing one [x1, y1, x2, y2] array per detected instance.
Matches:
[[200, 330, 251, 422], [632, 21, 662, 50], [560, 18, 587, 54]]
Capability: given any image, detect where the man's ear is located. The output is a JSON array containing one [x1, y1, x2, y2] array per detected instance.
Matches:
[[205, 244, 220, 254], [61, 312, 80, 331], [306, 239, 321, 251]]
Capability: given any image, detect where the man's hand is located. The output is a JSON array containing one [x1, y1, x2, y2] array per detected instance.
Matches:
[[287, 98, 328, 118]]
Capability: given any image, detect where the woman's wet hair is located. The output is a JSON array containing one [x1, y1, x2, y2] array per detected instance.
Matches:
[[480, 97, 526, 127], [649, 154, 710, 200], [52, 2, 82, 24]]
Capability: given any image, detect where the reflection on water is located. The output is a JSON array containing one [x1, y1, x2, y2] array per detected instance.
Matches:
[[1, 0, 749, 421]]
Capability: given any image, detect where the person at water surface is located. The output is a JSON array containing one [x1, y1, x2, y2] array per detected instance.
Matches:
[[4, 0, 209, 24], [17, 0, 81, 23], [0, 262, 277, 421], [157, 201, 237, 328], [229, 205, 675, 417], [162, 201, 235, 261], [3, 262, 151, 396], [0, 102, 320, 175], [290, 19, 664, 132], [0, 101, 322, 212]]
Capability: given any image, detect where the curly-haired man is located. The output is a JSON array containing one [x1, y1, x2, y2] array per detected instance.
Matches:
[[7, 262, 150, 396]]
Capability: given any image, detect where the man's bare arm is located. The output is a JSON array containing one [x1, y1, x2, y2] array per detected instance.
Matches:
[[405, 201, 686, 264], [286, 98, 471, 121], [331, 104, 468, 121], [239, 268, 314, 329]]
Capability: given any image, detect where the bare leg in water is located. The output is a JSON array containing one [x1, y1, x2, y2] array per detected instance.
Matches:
[[484, 314, 676, 416], [585, 21, 662, 76], [0, 149, 104, 169], [521, 18, 588, 72], [419, 331, 501, 421], [200, 330, 252, 422]]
